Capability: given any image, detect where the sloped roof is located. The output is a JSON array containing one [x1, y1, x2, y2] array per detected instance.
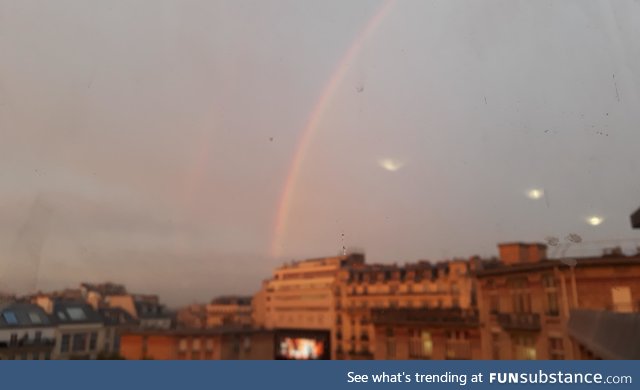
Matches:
[[568, 309, 640, 359]]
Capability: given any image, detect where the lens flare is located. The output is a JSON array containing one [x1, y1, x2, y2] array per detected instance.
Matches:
[[526, 189, 544, 200], [587, 216, 604, 226], [378, 158, 404, 172]]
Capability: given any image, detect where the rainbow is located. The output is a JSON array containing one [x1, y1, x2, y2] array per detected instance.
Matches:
[[270, 0, 397, 258]]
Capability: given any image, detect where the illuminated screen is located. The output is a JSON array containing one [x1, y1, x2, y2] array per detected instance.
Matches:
[[278, 337, 324, 360]]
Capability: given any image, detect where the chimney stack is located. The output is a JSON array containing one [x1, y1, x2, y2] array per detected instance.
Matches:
[[498, 242, 547, 265]]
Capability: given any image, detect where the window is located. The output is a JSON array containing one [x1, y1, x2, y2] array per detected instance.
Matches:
[[66, 308, 87, 321], [28, 312, 43, 324], [179, 338, 188, 352], [611, 286, 633, 313], [409, 330, 432, 359], [514, 335, 537, 360], [44, 352, 51, 360], [205, 338, 214, 351], [385, 338, 396, 359], [60, 334, 70, 353], [548, 337, 564, 360], [32, 352, 40, 360], [192, 338, 201, 351], [10, 333, 18, 345], [510, 278, 531, 313], [546, 291, 559, 316], [89, 332, 98, 351], [491, 332, 501, 360], [72, 333, 87, 352], [489, 294, 499, 314], [543, 274, 559, 316], [2, 312, 18, 325], [35, 331, 42, 342]]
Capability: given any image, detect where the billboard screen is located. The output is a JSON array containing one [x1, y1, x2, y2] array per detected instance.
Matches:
[[274, 330, 330, 360]]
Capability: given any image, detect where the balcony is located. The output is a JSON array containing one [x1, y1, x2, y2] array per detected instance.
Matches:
[[0, 339, 56, 349], [497, 313, 541, 331], [371, 308, 478, 327]]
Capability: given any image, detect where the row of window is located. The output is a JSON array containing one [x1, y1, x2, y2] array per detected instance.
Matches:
[[0, 351, 51, 360], [491, 334, 565, 360], [349, 283, 460, 295], [60, 332, 98, 353], [345, 298, 458, 309], [8, 331, 45, 345], [178, 338, 216, 352]]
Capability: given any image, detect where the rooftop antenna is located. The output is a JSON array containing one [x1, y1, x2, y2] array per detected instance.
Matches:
[[341, 233, 346, 256]]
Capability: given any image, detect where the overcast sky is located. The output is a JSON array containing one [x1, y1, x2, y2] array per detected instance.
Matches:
[[1, 0, 640, 305]]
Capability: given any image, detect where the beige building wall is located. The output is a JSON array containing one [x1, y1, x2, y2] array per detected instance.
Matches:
[[336, 259, 475, 359]]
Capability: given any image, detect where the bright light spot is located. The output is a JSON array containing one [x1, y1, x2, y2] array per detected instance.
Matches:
[[378, 158, 403, 172], [526, 189, 544, 200], [587, 216, 604, 226]]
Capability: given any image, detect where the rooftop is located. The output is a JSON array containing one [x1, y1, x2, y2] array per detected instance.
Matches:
[[568, 309, 640, 359], [0, 303, 52, 329], [475, 255, 640, 277], [52, 302, 103, 325]]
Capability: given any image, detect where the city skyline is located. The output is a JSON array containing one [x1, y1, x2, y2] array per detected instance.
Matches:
[[2, 0, 640, 305]]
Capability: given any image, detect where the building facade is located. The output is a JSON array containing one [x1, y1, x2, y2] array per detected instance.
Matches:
[[476, 242, 640, 360], [0, 303, 55, 360], [370, 308, 482, 360], [253, 253, 477, 359], [252, 254, 364, 359], [120, 328, 275, 360], [335, 259, 476, 359], [206, 296, 252, 327]]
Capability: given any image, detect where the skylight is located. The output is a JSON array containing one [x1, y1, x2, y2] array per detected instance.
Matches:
[[2, 311, 18, 325], [66, 307, 87, 321], [28, 312, 43, 324]]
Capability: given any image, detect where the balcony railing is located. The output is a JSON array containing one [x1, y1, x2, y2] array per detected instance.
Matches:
[[0, 339, 56, 349], [497, 313, 541, 331]]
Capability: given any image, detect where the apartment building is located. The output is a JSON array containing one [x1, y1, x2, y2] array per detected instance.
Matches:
[[120, 327, 275, 360], [206, 296, 252, 327], [335, 259, 476, 359], [475, 242, 640, 360], [50, 302, 106, 359], [177, 296, 252, 329], [254, 253, 477, 359], [98, 307, 138, 357], [0, 303, 55, 360], [105, 294, 172, 329], [177, 304, 207, 329], [253, 254, 364, 359], [370, 308, 482, 360]]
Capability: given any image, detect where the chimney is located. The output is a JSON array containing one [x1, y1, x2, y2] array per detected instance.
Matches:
[[34, 295, 54, 314], [498, 242, 547, 265]]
